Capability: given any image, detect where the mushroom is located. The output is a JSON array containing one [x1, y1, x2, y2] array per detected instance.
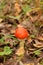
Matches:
[[15, 25, 28, 39], [14, 25, 29, 56]]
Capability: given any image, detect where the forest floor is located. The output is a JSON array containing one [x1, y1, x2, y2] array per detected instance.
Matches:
[[0, 0, 43, 65]]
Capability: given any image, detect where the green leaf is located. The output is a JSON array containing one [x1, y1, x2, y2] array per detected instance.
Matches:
[[0, 37, 5, 43], [0, 52, 4, 56], [22, 4, 32, 14], [24, 0, 32, 3], [33, 50, 41, 55], [7, 35, 15, 39], [6, 35, 18, 40], [8, 15, 21, 20], [4, 46, 12, 55], [0, 3, 5, 10], [30, 34, 36, 38], [40, 2, 43, 5], [0, 46, 12, 56], [13, 42, 18, 46], [40, 59, 43, 65]]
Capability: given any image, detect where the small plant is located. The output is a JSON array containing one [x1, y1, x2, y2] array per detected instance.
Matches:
[[0, 46, 12, 56], [40, 59, 43, 65], [33, 50, 41, 56], [8, 15, 21, 20], [0, 0, 6, 10], [30, 34, 36, 38], [22, 4, 32, 14], [24, 0, 32, 3], [0, 37, 5, 43], [6, 34, 17, 40]]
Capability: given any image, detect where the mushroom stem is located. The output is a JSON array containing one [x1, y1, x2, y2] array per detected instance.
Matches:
[[20, 40, 25, 47]]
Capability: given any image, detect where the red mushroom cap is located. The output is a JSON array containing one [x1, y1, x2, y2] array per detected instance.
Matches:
[[15, 27, 28, 39]]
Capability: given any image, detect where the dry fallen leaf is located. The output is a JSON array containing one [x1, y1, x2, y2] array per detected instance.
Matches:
[[14, 2, 21, 16], [28, 37, 32, 43], [24, 63, 34, 65], [37, 36, 43, 41], [16, 47, 25, 56], [28, 48, 35, 51], [0, 63, 3, 65], [33, 40, 43, 48], [37, 63, 41, 65], [19, 61, 24, 65], [0, 18, 3, 22]]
